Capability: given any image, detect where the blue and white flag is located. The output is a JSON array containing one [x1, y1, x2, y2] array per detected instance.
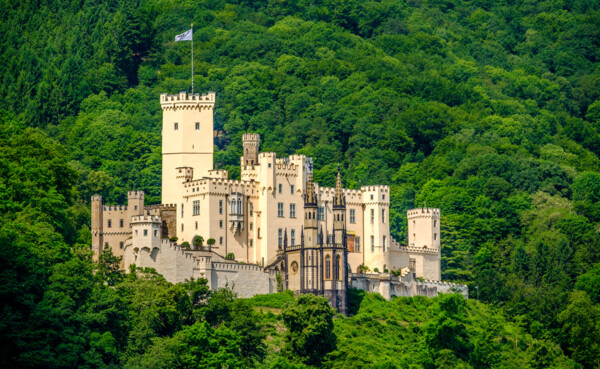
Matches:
[[175, 29, 192, 41]]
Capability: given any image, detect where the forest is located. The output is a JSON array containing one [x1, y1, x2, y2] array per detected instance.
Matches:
[[1, 0, 600, 367]]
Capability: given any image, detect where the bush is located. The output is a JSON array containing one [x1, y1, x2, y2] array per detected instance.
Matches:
[[226, 253, 235, 260], [169, 236, 178, 242]]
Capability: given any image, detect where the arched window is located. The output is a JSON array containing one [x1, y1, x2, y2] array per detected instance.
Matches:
[[231, 200, 235, 213], [325, 255, 331, 279], [337, 255, 342, 280], [195, 122, 200, 130]]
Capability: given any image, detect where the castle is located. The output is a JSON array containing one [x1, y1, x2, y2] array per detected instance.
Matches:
[[91, 91, 466, 314]]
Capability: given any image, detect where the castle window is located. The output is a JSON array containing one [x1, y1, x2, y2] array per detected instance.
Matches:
[[181, 204, 184, 218], [291, 229, 295, 245], [350, 209, 355, 224], [318, 206, 324, 221], [135, 230, 138, 236], [370, 194, 373, 200], [290, 203, 296, 218], [250, 239, 253, 247], [268, 163, 271, 168], [337, 214, 340, 221], [370, 209, 374, 223], [278, 229, 283, 249], [193, 200, 200, 215], [327, 234, 333, 243], [120, 219, 124, 227], [382, 209, 385, 223], [325, 255, 331, 280], [291, 185, 294, 194], [154, 230, 158, 237], [174, 122, 178, 130], [434, 220, 437, 228], [258, 228, 261, 238], [356, 237, 360, 253], [181, 224, 184, 231], [220, 237, 223, 245], [337, 255, 342, 280], [144, 230, 148, 236], [250, 222, 253, 230], [105, 242, 109, 248], [195, 122, 199, 130], [219, 220, 223, 228], [195, 221, 198, 230], [371, 236, 374, 252], [278, 184, 282, 194], [434, 233, 437, 241], [278, 203, 284, 217], [107, 220, 112, 228], [383, 236, 387, 252], [250, 203, 253, 216], [120, 242, 124, 249], [134, 205, 138, 211], [219, 200, 223, 214], [382, 194, 385, 200]]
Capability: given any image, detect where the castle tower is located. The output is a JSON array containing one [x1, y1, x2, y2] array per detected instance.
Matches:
[[407, 208, 441, 250], [128, 191, 144, 216], [91, 195, 103, 257], [160, 91, 215, 205], [327, 167, 348, 315], [242, 133, 260, 166]]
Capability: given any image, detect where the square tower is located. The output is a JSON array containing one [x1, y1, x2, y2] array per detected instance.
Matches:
[[160, 92, 215, 205]]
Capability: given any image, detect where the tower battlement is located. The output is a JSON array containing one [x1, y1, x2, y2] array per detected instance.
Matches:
[[160, 91, 215, 111], [242, 133, 260, 142], [407, 208, 440, 217], [176, 167, 193, 182], [131, 215, 162, 224]]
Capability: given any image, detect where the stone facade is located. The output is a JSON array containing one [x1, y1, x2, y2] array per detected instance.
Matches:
[[92, 91, 466, 313]]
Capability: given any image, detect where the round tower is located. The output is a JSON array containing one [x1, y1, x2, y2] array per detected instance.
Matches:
[[242, 133, 260, 166], [407, 208, 441, 250]]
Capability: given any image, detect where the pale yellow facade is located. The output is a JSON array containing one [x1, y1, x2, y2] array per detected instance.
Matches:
[[92, 91, 442, 282]]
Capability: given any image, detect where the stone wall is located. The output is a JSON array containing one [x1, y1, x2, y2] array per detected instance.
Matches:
[[350, 273, 467, 300]]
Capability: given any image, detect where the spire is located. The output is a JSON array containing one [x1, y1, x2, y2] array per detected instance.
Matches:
[[304, 160, 317, 207], [333, 163, 346, 209]]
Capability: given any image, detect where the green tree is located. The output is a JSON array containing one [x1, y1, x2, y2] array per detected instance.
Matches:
[[281, 294, 337, 366]]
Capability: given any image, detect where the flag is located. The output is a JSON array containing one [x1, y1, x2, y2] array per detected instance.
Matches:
[[175, 29, 192, 42]]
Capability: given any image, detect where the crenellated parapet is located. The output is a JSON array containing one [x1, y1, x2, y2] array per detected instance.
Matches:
[[131, 215, 162, 224], [160, 92, 215, 111], [176, 167, 193, 183], [407, 208, 440, 218], [398, 245, 440, 255]]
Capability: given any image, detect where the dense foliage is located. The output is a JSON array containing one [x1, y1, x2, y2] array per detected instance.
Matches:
[[1, 0, 600, 367]]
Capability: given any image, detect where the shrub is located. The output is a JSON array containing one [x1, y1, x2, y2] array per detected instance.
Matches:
[[226, 253, 235, 260]]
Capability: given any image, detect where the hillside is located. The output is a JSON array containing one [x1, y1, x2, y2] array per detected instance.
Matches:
[[1, 0, 600, 367]]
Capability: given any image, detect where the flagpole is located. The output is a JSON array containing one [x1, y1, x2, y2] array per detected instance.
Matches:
[[191, 23, 194, 94]]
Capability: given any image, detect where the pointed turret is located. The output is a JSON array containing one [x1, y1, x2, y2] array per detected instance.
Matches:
[[332, 165, 346, 244], [303, 162, 318, 246]]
